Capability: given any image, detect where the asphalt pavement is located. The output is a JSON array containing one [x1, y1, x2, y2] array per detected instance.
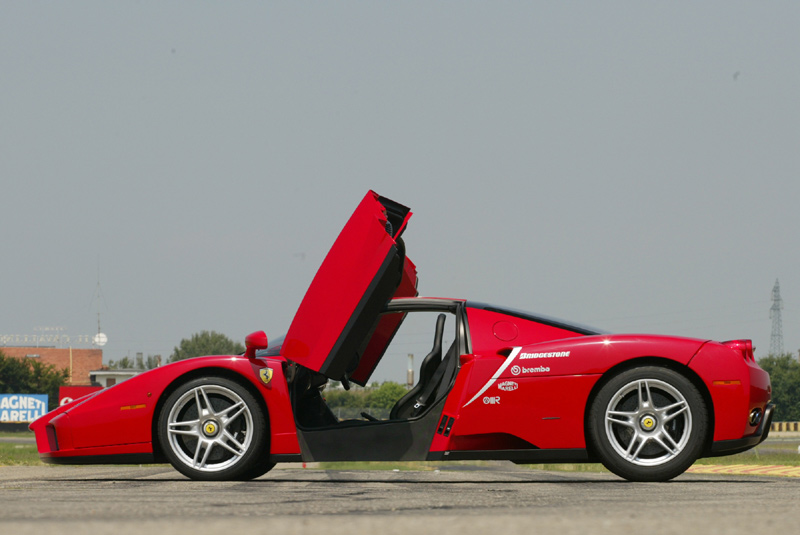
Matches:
[[1, 463, 798, 535]]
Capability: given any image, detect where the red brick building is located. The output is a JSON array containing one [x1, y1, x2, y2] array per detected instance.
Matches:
[[1, 347, 103, 386]]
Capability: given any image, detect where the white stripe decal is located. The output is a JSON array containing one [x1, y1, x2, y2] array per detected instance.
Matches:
[[462, 347, 522, 408]]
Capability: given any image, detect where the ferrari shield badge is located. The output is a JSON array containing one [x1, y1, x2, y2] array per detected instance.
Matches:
[[259, 367, 273, 386]]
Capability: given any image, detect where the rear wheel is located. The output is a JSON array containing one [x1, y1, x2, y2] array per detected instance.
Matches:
[[587, 366, 708, 482], [232, 456, 277, 481], [158, 376, 271, 480]]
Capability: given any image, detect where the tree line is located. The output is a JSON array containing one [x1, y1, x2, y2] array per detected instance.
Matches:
[[107, 330, 245, 369], [323, 381, 408, 411], [0, 351, 68, 410], [756, 353, 800, 421]]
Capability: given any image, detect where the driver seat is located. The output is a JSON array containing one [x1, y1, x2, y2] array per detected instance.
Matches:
[[390, 314, 446, 420]]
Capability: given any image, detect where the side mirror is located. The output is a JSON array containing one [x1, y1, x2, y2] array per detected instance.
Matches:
[[244, 331, 269, 358]]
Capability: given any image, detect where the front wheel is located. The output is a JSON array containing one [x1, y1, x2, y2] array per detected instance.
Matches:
[[587, 366, 708, 482], [157, 376, 271, 480]]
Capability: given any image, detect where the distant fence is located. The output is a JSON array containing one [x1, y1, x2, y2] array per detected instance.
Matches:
[[771, 422, 800, 432]]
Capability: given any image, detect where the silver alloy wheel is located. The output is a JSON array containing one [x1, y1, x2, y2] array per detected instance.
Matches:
[[604, 378, 692, 467], [165, 384, 254, 473]]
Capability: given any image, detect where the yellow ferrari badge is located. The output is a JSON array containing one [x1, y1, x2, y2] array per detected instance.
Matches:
[[259, 367, 273, 386]]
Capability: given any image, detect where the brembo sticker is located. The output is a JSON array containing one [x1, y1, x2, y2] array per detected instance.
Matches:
[[511, 365, 550, 375]]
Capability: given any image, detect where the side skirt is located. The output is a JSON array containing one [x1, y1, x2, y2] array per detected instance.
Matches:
[[269, 454, 303, 463], [41, 453, 156, 465], [427, 448, 591, 464]]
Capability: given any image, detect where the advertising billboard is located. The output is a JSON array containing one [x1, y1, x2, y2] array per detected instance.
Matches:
[[59, 386, 102, 406], [0, 394, 49, 423]]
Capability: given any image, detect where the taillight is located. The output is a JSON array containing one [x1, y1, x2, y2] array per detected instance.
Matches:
[[722, 339, 755, 362]]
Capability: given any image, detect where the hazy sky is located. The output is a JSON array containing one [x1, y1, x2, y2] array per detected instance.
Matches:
[[2, 3, 798, 382]]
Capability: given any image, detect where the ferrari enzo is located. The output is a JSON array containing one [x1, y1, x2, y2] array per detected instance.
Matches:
[[30, 191, 773, 482]]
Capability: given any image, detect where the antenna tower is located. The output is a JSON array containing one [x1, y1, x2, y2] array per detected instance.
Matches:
[[91, 261, 108, 347], [769, 279, 784, 356]]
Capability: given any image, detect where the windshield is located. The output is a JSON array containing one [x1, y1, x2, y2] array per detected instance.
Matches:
[[258, 334, 285, 357]]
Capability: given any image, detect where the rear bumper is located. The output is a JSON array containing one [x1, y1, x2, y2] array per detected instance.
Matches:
[[709, 403, 774, 457]]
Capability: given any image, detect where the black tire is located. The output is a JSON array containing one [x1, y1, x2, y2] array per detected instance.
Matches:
[[232, 458, 277, 481], [157, 376, 270, 481], [587, 366, 708, 482]]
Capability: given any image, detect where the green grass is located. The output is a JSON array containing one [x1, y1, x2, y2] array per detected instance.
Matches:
[[318, 460, 511, 471], [0, 442, 43, 466], [316, 462, 603, 474], [318, 461, 609, 472], [0, 430, 41, 466], [0, 431, 35, 439], [319, 461, 438, 471], [518, 463, 608, 473]]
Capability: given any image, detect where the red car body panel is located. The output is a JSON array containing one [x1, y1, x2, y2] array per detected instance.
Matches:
[[30, 191, 772, 481], [466, 307, 588, 351], [437, 355, 600, 451], [688, 341, 771, 441], [435, 332, 769, 452], [30, 356, 301, 461], [350, 256, 418, 386]]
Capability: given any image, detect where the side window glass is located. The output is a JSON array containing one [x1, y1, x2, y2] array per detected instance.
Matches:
[[326, 311, 457, 421]]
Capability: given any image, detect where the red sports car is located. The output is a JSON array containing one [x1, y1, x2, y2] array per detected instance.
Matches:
[[30, 191, 773, 481]]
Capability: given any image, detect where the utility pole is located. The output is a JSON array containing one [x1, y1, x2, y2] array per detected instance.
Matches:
[[769, 279, 784, 356]]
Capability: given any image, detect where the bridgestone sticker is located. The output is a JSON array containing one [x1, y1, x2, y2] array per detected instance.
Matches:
[[519, 351, 570, 359]]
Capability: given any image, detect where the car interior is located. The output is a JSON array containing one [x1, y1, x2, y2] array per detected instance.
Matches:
[[289, 310, 460, 430]]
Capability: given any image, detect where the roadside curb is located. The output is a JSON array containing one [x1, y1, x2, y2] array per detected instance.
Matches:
[[687, 464, 800, 477]]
